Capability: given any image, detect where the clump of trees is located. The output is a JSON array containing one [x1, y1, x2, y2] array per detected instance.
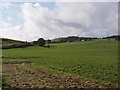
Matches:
[[32, 41, 38, 45], [32, 38, 51, 48], [37, 38, 45, 47], [46, 39, 51, 44]]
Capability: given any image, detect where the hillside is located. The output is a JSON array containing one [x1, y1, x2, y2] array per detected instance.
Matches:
[[1, 35, 119, 46], [51, 35, 120, 43], [51, 36, 98, 43], [1, 38, 25, 46], [1, 38, 33, 49]]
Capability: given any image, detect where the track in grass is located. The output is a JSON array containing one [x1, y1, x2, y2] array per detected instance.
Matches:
[[2, 63, 117, 88]]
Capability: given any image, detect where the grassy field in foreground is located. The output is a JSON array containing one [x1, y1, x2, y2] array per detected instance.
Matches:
[[3, 39, 118, 85]]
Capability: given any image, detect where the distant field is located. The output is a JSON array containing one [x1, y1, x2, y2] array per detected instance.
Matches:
[[2, 39, 118, 87]]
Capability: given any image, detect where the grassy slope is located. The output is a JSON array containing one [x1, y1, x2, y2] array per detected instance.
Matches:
[[3, 39, 118, 85], [1, 38, 25, 47]]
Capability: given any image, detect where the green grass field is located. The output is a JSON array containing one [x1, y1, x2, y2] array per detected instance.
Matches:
[[2, 39, 118, 85]]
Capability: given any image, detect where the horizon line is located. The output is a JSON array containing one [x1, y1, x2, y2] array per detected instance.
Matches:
[[1, 34, 119, 42]]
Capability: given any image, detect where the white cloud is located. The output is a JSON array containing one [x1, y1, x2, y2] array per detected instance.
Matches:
[[58, 2, 118, 36], [0, 2, 118, 41], [0, 21, 12, 28], [0, 3, 13, 7], [0, 25, 24, 40]]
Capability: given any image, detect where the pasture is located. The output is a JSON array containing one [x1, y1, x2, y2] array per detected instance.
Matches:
[[2, 39, 118, 88]]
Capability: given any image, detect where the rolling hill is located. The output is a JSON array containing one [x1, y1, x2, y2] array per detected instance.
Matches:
[[1, 38, 33, 49]]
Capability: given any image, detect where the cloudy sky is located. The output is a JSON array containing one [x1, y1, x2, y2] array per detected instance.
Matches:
[[0, 2, 118, 41]]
